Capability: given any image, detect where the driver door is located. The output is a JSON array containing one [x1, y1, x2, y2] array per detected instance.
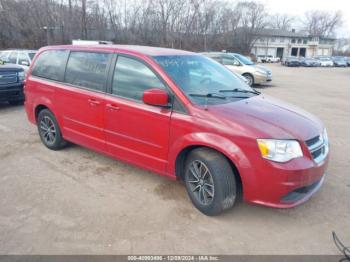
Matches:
[[104, 55, 172, 174]]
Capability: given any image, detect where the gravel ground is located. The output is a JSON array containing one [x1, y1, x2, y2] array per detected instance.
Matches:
[[0, 64, 349, 255]]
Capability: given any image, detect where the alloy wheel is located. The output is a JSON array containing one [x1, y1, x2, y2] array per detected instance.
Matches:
[[187, 160, 215, 205], [40, 116, 56, 145], [244, 75, 253, 86]]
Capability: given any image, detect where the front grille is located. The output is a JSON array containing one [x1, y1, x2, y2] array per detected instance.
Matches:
[[0, 72, 18, 85], [305, 134, 328, 164], [305, 135, 320, 147]]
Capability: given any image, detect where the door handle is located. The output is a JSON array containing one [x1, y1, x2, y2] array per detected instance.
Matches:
[[106, 103, 120, 111], [88, 98, 101, 106]]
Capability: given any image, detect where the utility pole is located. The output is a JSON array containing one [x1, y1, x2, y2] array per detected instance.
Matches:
[[42, 26, 51, 45], [42, 26, 62, 46]]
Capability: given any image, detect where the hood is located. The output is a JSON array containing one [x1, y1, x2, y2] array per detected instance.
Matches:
[[0, 64, 24, 72], [206, 94, 323, 141]]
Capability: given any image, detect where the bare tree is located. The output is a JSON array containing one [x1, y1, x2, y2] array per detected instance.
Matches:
[[303, 10, 343, 37], [230, 1, 268, 54], [267, 13, 294, 31], [5, 0, 336, 54]]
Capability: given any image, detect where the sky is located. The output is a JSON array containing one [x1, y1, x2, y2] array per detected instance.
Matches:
[[260, 0, 350, 37]]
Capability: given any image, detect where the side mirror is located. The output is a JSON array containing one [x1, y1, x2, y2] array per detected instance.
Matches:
[[142, 88, 170, 107], [20, 61, 30, 66]]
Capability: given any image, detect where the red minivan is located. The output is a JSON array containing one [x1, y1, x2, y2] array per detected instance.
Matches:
[[24, 45, 329, 215]]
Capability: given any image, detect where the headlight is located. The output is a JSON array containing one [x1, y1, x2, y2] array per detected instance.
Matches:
[[18, 71, 25, 81], [257, 139, 303, 163]]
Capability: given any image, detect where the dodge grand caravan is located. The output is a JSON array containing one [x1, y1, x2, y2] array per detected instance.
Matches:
[[24, 45, 329, 216]]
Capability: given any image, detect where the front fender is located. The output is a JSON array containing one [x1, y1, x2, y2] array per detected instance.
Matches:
[[167, 132, 256, 195]]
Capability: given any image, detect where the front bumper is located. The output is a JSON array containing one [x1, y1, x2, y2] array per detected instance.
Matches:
[[254, 73, 272, 84], [0, 82, 24, 102], [242, 151, 329, 208]]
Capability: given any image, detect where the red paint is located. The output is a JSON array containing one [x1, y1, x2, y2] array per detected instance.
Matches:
[[142, 88, 169, 107], [25, 45, 329, 208]]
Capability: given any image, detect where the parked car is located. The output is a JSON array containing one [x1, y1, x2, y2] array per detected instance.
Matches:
[[300, 57, 321, 67], [317, 57, 334, 67], [202, 52, 272, 86], [0, 49, 37, 72], [25, 45, 329, 216], [345, 57, 350, 66], [282, 56, 300, 67], [332, 56, 347, 67], [0, 62, 25, 105], [257, 55, 280, 63]]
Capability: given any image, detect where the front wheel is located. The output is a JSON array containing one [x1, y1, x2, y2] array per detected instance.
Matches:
[[242, 73, 254, 86], [37, 109, 67, 150], [184, 148, 237, 216]]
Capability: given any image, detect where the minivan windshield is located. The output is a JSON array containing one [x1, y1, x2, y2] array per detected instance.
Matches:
[[153, 55, 257, 105], [231, 53, 255, 65]]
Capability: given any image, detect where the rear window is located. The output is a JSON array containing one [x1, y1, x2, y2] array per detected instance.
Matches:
[[31, 50, 69, 81], [64, 51, 111, 91]]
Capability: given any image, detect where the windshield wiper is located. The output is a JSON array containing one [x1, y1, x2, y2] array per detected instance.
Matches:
[[189, 93, 227, 99], [219, 88, 260, 95]]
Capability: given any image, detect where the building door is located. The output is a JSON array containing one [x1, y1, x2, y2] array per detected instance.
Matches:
[[277, 48, 284, 59], [291, 48, 298, 56], [299, 48, 306, 57]]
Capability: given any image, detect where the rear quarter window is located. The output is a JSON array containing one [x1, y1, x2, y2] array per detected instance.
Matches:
[[31, 50, 69, 81]]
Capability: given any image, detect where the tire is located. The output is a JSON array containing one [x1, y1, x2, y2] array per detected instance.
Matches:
[[37, 109, 67, 150], [8, 100, 24, 105], [242, 73, 254, 86], [184, 148, 237, 216]]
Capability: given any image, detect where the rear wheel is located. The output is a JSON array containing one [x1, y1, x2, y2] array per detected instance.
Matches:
[[242, 73, 254, 86], [184, 148, 237, 216], [37, 109, 67, 150]]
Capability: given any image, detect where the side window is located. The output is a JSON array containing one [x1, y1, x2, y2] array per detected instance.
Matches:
[[0, 51, 9, 61], [65, 51, 111, 91], [8, 52, 18, 64], [28, 52, 36, 61], [112, 56, 165, 101], [211, 56, 223, 64], [32, 50, 69, 81], [18, 52, 30, 66], [222, 57, 240, 66]]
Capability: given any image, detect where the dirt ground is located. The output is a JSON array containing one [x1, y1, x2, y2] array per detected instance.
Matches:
[[0, 64, 349, 255]]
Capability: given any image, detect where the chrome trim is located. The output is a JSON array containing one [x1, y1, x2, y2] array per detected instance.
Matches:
[[308, 140, 324, 152], [313, 143, 329, 164], [306, 134, 329, 164]]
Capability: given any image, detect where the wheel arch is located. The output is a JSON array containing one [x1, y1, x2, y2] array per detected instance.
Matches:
[[35, 104, 50, 122], [174, 144, 244, 198], [33, 98, 56, 124]]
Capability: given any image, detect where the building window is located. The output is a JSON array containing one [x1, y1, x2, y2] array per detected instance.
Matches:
[[297, 39, 302, 44], [280, 38, 284, 43], [303, 39, 307, 44], [271, 37, 275, 42], [291, 38, 296, 44], [260, 38, 265, 43]]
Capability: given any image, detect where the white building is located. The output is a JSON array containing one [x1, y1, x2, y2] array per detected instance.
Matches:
[[251, 29, 336, 59]]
